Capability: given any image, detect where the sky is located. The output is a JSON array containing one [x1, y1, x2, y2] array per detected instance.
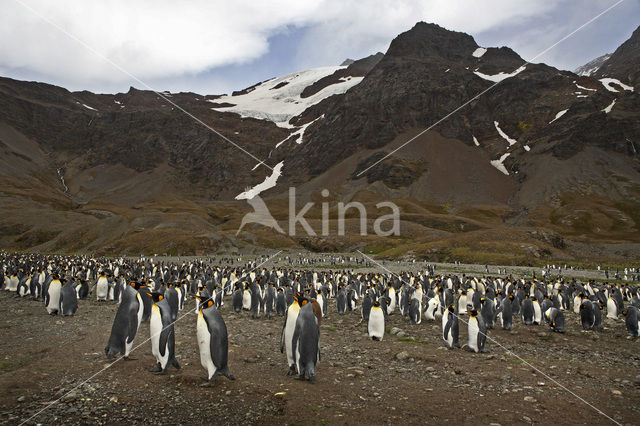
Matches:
[[1, 0, 638, 95]]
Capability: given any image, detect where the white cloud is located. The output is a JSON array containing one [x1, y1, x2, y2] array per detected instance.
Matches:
[[0, 0, 633, 93]]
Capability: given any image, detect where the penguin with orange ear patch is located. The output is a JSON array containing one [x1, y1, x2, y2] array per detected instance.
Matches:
[[149, 292, 180, 374], [292, 296, 320, 382], [195, 295, 235, 382]]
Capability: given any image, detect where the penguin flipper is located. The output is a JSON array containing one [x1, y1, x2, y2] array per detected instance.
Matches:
[[280, 310, 288, 353]]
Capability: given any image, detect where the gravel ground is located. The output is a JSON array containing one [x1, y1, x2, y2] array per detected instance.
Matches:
[[1, 275, 639, 425]]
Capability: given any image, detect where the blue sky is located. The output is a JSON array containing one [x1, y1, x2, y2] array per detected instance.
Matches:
[[1, 0, 638, 95]]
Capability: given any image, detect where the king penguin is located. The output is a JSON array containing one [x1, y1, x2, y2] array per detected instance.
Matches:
[[45, 275, 62, 315], [442, 304, 460, 349], [275, 287, 286, 316], [546, 307, 565, 333], [196, 296, 235, 382], [104, 282, 145, 360], [368, 300, 385, 341], [96, 272, 109, 301], [467, 309, 488, 353], [281, 292, 303, 375], [59, 279, 78, 316], [621, 306, 639, 337], [149, 293, 180, 374], [292, 298, 320, 382]]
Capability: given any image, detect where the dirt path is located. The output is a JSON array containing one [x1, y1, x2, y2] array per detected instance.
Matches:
[[1, 289, 639, 425]]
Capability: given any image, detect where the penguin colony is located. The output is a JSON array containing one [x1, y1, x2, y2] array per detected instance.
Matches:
[[2, 253, 640, 385]]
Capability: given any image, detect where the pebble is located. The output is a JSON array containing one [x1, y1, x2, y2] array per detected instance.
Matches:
[[523, 396, 536, 403], [390, 327, 402, 335], [396, 351, 409, 361], [17, 396, 26, 402], [611, 390, 622, 396]]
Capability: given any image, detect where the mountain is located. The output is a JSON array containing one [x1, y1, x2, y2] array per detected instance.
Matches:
[[574, 53, 611, 77], [1, 22, 639, 264], [594, 25, 640, 85]]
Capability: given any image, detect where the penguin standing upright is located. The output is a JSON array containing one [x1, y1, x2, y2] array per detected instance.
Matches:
[[59, 279, 78, 316], [442, 305, 460, 349], [45, 276, 62, 315], [480, 297, 496, 329], [250, 284, 261, 319], [96, 272, 109, 301], [104, 283, 145, 360], [361, 292, 372, 322], [532, 298, 542, 325], [467, 309, 488, 353], [592, 301, 604, 330], [580, 299, 595, 330], [408, 299, 421, 325], [292, 299, 320, 382], [275, 287, 286, 316], [77, 278, 89, 300], [368, 300, 385, 341], [621, 306, 639, 337], [264, 284, 276, 318], [196, 296, 235, 382], [498, 295, 513, 330], [232, 285, 243, 313], [149, 293, 180, 374], [521, 296, 534, 325], [281, 293, 303, 375], [336, 287, 346, 315], [606, 296, 619, 320], [242, 283, 252, 310]]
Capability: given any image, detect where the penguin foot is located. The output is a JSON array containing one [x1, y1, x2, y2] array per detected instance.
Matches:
[[149, 364, 163, 373], [225, 374, 236, 381], [286, 366, 297, 376], [123, 356, 137, 361]]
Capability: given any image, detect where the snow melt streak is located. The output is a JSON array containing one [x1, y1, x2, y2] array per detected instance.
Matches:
[[235, 162, 284, 200], [494, 121, 516, 146]]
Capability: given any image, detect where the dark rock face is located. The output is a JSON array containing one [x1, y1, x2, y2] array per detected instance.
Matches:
[[0, 77, 288, 197], [300, 52, 383, 98], [574, 53, 611, 77], [287, 22, 640, 190], [595, 25, 640, 85]]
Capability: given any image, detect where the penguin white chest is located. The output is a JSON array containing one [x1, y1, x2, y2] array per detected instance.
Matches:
[[468, 317, 479, 352], [197, 313, 216, 379], [284, 307, 300, 366], [368, 307, 385, 341], [46, 281, 61, 314], [150, 305, 169, 368], [242, 290, 251, 310], [96, 277, 108, 300], [606, 298, 617, 319]]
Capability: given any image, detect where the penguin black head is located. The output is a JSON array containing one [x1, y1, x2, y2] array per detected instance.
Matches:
[[150, 293, 164, 303], [373, 300, 381, 307], [468, 309, 479, 317], [621, 309, 628, 316], [447, 305, 455, 314]]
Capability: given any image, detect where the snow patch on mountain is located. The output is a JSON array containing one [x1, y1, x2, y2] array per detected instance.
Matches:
[[276, 115, 325, 148], [82, 103, 97, 111], [574, 82, 597, 92], [599, 78, 634, 93], [494, 121, 516, 146], [474, 66, 526, 83], [472, 47, 487, 58], [549, 109, 568, 124], [235, 161, 284, 200], [490, 153, 510, 176], [211, 67, 363, 128], [602, 99, 616, 114]]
